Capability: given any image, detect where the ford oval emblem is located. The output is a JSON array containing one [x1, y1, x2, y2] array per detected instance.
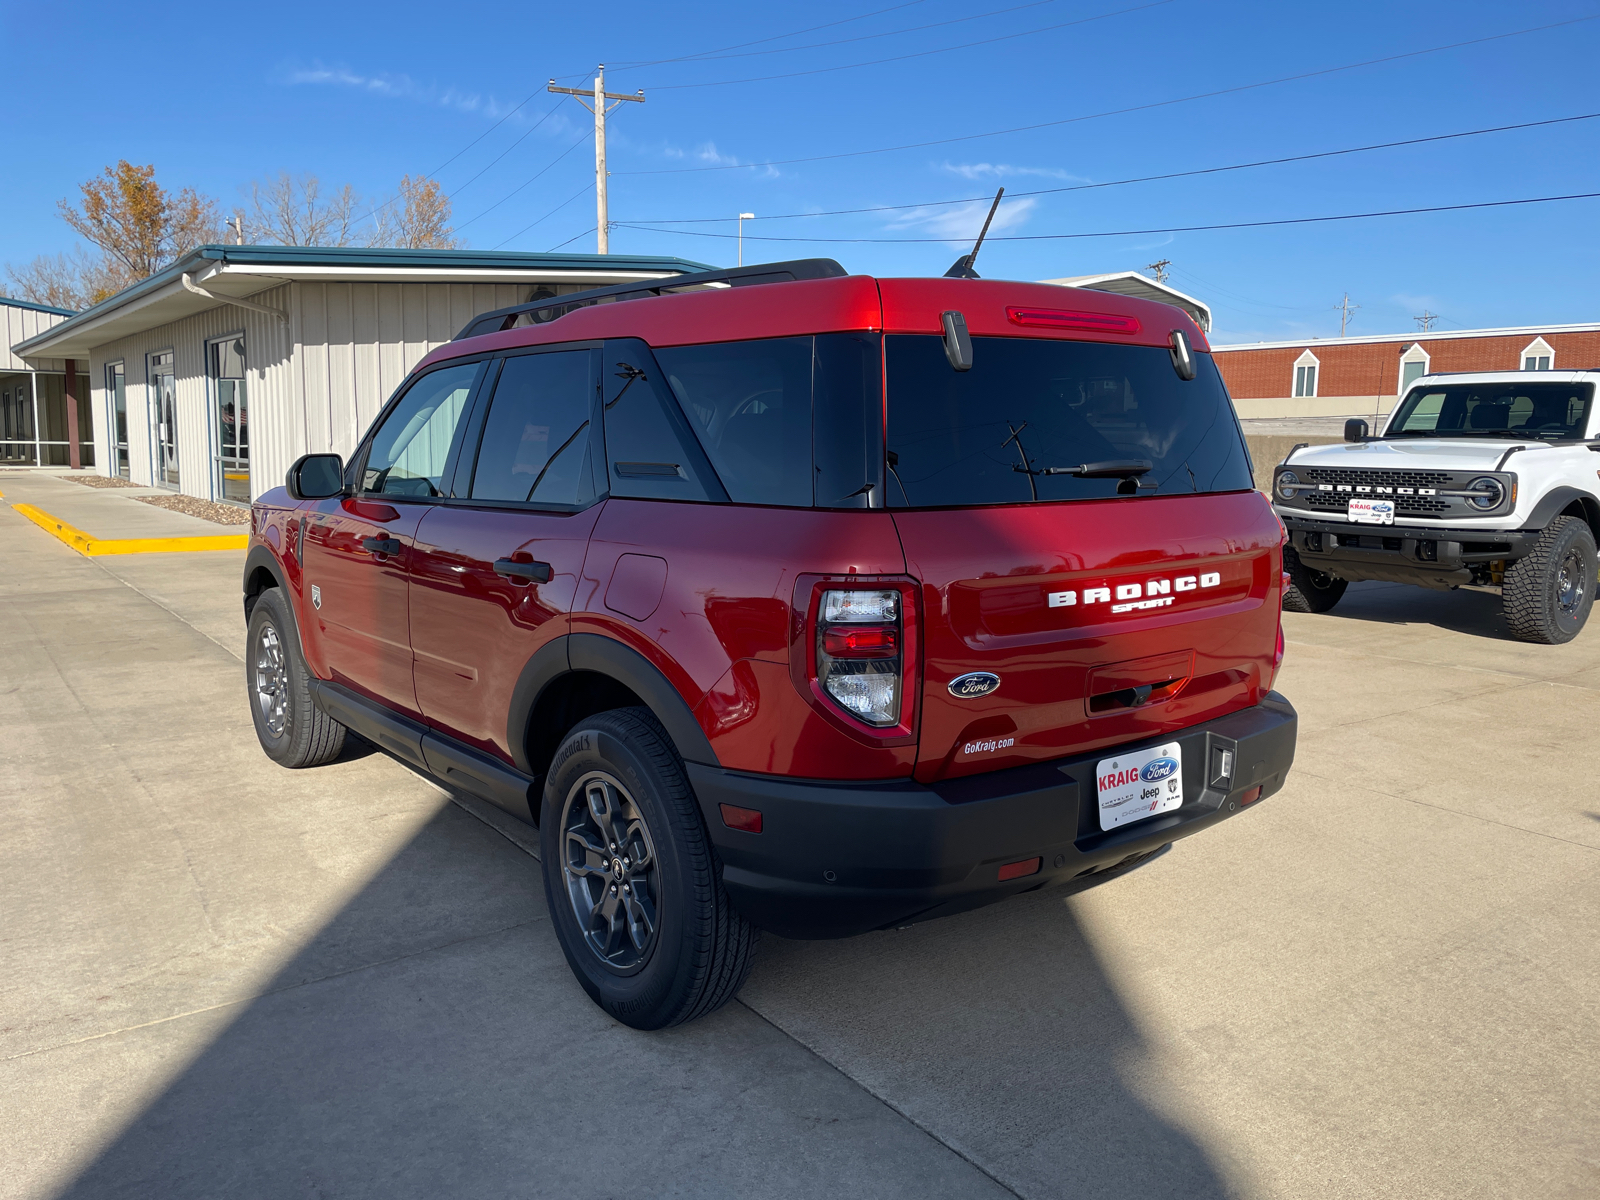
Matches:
[[1140, 757, 1179, 783], [948, 671, 1001, 699]]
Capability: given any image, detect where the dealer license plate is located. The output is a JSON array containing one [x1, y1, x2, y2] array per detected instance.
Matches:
[[1096, 741, 1183, 831], [1348, 497, 1394, 525]]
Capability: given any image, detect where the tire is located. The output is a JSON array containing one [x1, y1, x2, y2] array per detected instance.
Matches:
[[1282, 545, 1349, 614], [1503, 516, 1596, 644], [541, 707, 757, 1030], [246, 587, 346, 767]]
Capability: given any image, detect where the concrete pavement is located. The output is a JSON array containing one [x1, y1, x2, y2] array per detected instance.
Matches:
[[1, 468, 1596, 1198]]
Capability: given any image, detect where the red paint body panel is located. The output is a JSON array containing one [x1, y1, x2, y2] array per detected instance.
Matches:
[[576, 499, 913, 778], [893, 490, 1283, 783], [408, 503, 601, 761]]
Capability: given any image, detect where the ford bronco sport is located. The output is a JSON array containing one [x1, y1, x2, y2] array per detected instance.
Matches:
[[1274, 369, 1600, 644], [243, 260, 1299, 1029]]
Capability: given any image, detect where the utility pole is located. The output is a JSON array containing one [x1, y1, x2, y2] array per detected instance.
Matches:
[[1337, 292, 1360, 337], [1146, 259, 1170, 283], [738, 213, 755, 267], [228, 214, 245, 245], [549, 66, 645, 254], [1414, 310, 1438, 332]]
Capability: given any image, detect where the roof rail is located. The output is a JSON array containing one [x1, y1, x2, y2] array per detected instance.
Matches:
[[453, 258, 850, 341]]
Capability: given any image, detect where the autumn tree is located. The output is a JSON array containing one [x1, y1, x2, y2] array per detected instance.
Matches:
[[59, 160, 220, 281], [369, 175, 463, 249], [247, 173, 359, 246]]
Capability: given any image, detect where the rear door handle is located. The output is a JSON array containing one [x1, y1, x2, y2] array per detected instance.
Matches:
[[494, 558, 553, 584], [362, 537, 402, 557]]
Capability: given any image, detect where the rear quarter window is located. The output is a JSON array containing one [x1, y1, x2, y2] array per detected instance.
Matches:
[[885, 335, 1253, 507]]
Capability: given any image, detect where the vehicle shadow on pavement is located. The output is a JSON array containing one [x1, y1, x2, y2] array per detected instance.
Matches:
[[739, 852, 1237, 1200], [1304, 580, 1511, 641], [45, 800, 1014, 1200]]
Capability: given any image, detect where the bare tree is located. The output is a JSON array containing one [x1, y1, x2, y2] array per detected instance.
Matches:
[[369, 175, 463, 249], [246, 173, 360, 246], [4, 248, 124, 310], [57, 160, 220, 280]]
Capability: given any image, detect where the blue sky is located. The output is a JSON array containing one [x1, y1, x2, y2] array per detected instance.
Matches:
[[4, 0, 1599, 343]]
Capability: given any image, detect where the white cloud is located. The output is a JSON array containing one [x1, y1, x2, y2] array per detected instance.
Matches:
[[685, 142, 780, 179], [939, 161, 1091, 183], [887, 195, 1038, 245], [280, 62, 561, 126]]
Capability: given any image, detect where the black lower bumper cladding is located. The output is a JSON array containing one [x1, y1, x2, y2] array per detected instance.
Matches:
[[691, 693, 1297, 939], [1281, 514, 1537, 589]]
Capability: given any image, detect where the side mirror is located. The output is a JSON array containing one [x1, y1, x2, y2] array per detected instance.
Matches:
[[1344, 419, 1369, 443], [941, 310, 973, 372], [287, 453, 346, 500], [1168, 329, 1196, 380]]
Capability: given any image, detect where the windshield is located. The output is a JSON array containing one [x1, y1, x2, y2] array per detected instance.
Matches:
[[1386, 382, 1593, 440], [885, 335, 1253, 507]]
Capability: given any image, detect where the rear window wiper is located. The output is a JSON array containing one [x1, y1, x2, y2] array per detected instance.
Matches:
[[1032, 459, 1154, 478]]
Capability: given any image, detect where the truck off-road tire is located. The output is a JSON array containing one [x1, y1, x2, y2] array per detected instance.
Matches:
[[246, 587, 346, 767], [1503, 516, 1596, 644], [1282, 546, 1349, 614], [541, 707, 757, 1030]]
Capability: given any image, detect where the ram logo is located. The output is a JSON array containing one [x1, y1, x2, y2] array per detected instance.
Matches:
[[1140, 757, 1179, 783]]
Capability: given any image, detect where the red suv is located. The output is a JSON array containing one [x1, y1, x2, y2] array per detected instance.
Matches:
[[244, 260, 1297, 1029]]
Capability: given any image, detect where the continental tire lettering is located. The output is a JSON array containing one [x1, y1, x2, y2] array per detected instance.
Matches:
[[551, 731, 594, 775]]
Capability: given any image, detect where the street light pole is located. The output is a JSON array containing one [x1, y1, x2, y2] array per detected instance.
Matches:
[[738, 213, 755, 267]]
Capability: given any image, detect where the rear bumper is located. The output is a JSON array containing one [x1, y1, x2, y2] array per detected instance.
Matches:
[[690, 692, 1297, 939], [1279, 512, 1537, 589]]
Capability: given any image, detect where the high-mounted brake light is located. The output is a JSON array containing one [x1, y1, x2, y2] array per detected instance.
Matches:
[[1006, 307, 1141, 335]]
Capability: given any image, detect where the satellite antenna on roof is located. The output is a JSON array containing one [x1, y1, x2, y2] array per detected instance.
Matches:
[[944, 188, 1004, 279]]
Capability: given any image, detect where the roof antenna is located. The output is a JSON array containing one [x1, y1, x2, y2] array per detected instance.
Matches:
[[944, 187, 1004, 279]]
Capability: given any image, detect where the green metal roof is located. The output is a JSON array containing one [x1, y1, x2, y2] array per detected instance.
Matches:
[[1, 294, 77, 317]]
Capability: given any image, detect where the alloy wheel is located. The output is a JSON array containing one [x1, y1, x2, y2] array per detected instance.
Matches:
[[1556, 548, 1586, 617], [254, 623, 289, 737], [560, 771, 660, 971]]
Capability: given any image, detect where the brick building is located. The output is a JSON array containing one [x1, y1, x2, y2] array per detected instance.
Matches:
[[1211, 323, 1600, 420]]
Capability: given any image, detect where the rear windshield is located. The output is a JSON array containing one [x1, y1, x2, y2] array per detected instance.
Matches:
[[885, 335, 1252, 507], [1387, 382, 1593, 440]]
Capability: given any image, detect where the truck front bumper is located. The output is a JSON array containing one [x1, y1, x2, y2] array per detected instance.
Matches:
[[1279, 512, 1538, 589], [689, 693, 1297, 939]]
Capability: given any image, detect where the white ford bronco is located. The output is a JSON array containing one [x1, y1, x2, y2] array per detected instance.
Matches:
[[1271, 370, 1600, 644]]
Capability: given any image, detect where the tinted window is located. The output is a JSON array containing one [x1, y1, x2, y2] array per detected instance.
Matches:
[[470, 351, 595, 506], [813, 333, 884, 509], [658, 337, 813, 506], [885, 335, 1252, 507], [602, 340, 720, 502], [363, 362, 479, 497], [1387, 382, 1592, 440]]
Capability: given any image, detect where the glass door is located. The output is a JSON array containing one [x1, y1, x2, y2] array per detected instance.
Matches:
[[107, 363, 129, 477], [209, 337, 248, 501], [149, 351, 178, 488]]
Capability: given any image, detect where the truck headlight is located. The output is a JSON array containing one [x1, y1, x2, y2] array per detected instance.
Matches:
[[1465, 476, 1504, 510], [1276, 471, 1299, 500]]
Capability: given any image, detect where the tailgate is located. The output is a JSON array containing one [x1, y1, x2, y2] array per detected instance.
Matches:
[[896, 491, 1283, 783]]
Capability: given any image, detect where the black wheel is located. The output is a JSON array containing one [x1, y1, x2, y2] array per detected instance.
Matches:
[[541, 707, 757, 1030], [1503, 516, 1596, 644], [246, 587, 346, 767], [1282, 545, 1348, 614]]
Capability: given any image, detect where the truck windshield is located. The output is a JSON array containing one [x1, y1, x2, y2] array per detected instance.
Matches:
[[885, 335, 1253, 507], [1387, 382, 1593, 440]]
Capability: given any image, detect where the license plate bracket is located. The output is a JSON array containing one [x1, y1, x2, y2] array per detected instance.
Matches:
[[1096, 741, 1183, 831], [1348, 497, 1394, 525]]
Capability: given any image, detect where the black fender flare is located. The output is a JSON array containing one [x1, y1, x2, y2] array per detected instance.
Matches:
[[243, 543, 289, 620], [505, 633, 719, 775], [1521, 487, 1600, 539]]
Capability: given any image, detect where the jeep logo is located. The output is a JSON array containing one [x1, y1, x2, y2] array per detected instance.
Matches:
[[1048, 572, 1220, 614], [948, 672, 1001, 699]]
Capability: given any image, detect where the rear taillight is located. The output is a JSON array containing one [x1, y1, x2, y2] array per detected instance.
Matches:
[[817, 588, 903, 726]]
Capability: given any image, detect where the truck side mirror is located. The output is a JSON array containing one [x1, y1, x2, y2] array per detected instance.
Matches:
[[1344, 419, 1369, 443], [287, 453, 346, 500]]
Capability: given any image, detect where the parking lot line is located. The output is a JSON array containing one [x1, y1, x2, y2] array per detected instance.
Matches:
[[10, 501, 248, 555]]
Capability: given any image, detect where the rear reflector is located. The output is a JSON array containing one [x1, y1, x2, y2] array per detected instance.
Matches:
[[998, 856, 1042, 882], [1239, 785, 1263, 806], [719, 803, 763, 833], [1006, 306, 1141, 335]]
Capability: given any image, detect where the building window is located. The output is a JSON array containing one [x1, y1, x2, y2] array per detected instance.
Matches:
[[1520, 337, 1554, 371], [1399, 343, 1430, 395], [1293, 350, 1320, 398]]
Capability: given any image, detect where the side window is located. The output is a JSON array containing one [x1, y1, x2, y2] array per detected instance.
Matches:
[[656, 336, 813, 506], [362, 362, 480, 497], [469, 350, 596, 506], [601, 340, 721, 502]]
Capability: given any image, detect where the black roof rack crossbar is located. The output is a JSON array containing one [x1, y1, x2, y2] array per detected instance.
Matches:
[[453, 257, 849, 341]]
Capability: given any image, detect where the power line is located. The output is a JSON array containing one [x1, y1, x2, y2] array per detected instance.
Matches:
[[639, 0, 1181, 91], [614, 190, 1600, 244], [454, 129, 593, 232], [447, 101, 568, 199], [548, 227, 598, 252], [617, 14, 1600, 173], [493, 182, 594, 249], [604, 1, 931, 71], [623, 112, 1600, 224]]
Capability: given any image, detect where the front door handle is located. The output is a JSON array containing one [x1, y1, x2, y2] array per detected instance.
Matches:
[[494, 557, 553, 584], [362, 536, 402, 557]]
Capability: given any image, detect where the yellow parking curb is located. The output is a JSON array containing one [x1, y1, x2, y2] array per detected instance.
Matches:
[[11, 503, 248, 556]]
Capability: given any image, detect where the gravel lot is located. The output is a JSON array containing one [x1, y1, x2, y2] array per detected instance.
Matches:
[[133, 494, 251, 525], [66, 473, 143, 489]]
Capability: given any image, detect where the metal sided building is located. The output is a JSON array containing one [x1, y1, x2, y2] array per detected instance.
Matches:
[[11, 246, 710, 502], [2, 296, 92, 468]]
